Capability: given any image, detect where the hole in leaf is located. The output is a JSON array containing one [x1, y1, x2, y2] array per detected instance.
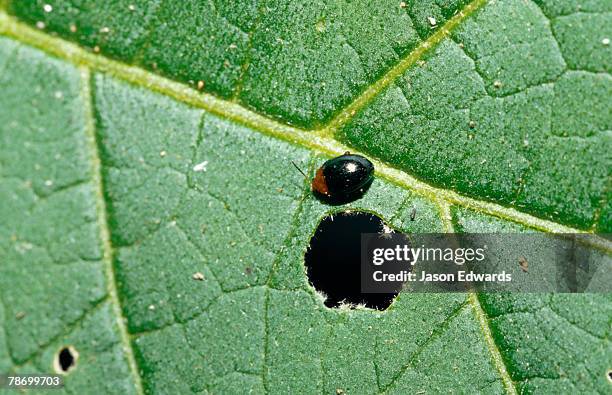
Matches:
[[305, 211, 401, 310], [607, 369, 612, 383], [54, 346, 78, 374]]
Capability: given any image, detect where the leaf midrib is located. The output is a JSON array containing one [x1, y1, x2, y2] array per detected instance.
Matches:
[[0, 9, 607, 246], [0, 4, 608, 393]]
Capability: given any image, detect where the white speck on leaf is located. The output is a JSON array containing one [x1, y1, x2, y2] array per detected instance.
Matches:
[[44, 179, 53, 187], [36, 21, 46, 29], [100, 27, 110, 33], [192, 272, 205, 281], [428, 16, 437, 26], [43, 4, 53, 12], [315, 19, 325, 33], [602, 38, 610, 45], [382, 224, 394, 234], [159, 150, 167, 157], [15, 242, 33, 254], [193, 160, 208, 172]]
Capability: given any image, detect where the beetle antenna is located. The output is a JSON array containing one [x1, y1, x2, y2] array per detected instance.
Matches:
[[291, 161, 308, 178]]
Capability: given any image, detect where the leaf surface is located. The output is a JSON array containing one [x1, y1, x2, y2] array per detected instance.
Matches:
[[0, 1, 610, 394]]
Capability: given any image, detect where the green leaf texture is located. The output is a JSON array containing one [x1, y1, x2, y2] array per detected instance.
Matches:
[[0, 1, 610, 394]]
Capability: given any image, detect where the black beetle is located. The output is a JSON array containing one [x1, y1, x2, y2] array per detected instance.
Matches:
[[294, 152, 374, 204]]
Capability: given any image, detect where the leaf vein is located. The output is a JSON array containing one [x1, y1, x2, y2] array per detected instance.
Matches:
[[469, 293, 518, 395], [9, 297, 110, 369], [2, 10, 610, 246], [322, 0, 488, 135], [80, 67, 144, 395], [379, 299, 470, 393]]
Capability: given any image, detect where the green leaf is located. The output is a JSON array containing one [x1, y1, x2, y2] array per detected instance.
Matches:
[[0, 1, 610, 394], [7, 0, 472, 126], [7, 0, 609, 232], [338, 0, 611, 232], [0, 38, 137, 393]]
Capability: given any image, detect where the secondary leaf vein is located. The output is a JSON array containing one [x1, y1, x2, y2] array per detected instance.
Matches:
[[80, 67, 144, 395]]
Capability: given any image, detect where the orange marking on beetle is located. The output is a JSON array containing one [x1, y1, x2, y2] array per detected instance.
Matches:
[[312, 168, 329, 195]]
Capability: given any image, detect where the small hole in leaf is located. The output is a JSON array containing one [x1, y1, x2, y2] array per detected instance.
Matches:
[[305, 211, 401, 310], [54, 346, 78, 374], [607, 369, 612, 383]]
